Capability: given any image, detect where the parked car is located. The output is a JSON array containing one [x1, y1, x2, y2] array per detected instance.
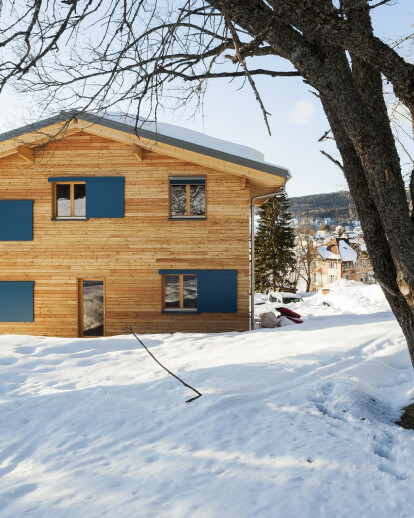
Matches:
[[267, 291, 303, 304]]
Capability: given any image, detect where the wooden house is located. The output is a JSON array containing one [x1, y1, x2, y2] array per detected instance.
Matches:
[[311, 237, 372, 290], [0, 112, 289, 337]]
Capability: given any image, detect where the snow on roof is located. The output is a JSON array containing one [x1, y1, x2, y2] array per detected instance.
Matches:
[[338, 240, 358, 262], [317, 246, 340, 261], [104, 112, 267, 163], [98, 112, 290, 178], [360, 243, 367, 252]]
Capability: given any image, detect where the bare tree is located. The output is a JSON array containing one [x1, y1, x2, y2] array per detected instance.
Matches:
[[295, 225, 318, 292], [2, 1, 414, 366]]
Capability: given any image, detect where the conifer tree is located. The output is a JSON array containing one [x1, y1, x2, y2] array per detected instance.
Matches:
[[255, 192, 296, 293]]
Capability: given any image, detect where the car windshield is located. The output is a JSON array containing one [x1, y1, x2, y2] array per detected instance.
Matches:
[[282, 297, 302, 303]]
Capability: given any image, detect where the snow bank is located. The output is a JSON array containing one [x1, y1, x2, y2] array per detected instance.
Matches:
[[1, 283, 414, 517]]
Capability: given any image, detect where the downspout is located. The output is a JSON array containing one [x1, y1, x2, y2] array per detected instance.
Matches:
[[250, 187, 285, 330]]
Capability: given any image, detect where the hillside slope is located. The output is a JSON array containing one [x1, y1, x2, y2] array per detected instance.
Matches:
[[290, 191, 356, 222]]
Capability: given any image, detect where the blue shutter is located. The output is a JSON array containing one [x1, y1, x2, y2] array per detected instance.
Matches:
[[197, 271, 237, 313], [86, 177, 124, 218], [0, 200, 33, 241], [0, 281, 34, 322], [159, 270, 238, 313]]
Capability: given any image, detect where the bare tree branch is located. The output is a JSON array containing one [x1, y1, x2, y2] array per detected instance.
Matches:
[[126, 327, 202, 404], [320, 150, 344, 170], [222, 5, 272, 135]]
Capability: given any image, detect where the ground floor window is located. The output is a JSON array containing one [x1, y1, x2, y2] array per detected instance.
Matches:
[[163, 274, 197, 311], [159, 269, 237, 313]]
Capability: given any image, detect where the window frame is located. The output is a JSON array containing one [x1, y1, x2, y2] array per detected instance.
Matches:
[[52, 181, 87, 220], [169, 177, 207, 219], [162, 273, 198, 312], [77, 277, 106, 337]]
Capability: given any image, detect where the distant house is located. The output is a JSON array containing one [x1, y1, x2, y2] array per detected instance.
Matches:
[[311, 237, 373, 290], [0, 112, 289, 337]]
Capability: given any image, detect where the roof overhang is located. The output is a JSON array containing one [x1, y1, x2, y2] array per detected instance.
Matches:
[[0, 111, 290, 193]]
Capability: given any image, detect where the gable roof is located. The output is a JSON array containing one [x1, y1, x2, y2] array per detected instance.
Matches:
[[0, 111, 290, 183], [318, 238, 358, 263]]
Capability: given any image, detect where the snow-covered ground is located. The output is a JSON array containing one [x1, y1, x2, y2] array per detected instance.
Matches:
[[1, 281, 414, 517]]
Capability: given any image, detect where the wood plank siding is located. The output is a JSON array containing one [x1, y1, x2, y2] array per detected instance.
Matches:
[[0, 132, 254, 336]]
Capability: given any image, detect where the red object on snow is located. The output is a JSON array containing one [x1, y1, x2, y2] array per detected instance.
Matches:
[[285, 316, 304, 324], [276, 306, 301, 319]]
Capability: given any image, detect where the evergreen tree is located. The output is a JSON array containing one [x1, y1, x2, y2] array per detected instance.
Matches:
[[255, 192, 296, 293]]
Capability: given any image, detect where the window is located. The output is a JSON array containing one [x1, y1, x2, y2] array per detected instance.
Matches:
[[170, 177, 206, 218], [163, 274, 197, 311], [53, 182, 86, 219], [160, 269, 237, 313], [49, 177, 124, 219]]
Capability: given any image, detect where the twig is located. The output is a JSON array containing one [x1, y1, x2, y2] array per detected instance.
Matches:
[[318, 129, 332, 142], [320, 149, 344, 170], [126, 326, 202, 403], [222, 7, 272, 135]]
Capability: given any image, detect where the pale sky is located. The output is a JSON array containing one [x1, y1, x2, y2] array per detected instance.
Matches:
[[0, 1, 412, 197]]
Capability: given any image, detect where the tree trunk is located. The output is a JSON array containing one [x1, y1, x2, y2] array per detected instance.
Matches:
[[321, 96, 414, 368], [213, 0, 414, 367]]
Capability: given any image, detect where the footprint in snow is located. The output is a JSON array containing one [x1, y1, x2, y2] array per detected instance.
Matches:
[[3, 483, 37, 499], [14, 346, 36, 355], [0, 357, 17, 365]]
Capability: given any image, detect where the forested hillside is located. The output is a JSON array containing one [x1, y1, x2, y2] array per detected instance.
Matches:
[[289, 191, 357, 223]]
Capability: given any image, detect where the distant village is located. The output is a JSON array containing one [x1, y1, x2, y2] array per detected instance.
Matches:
[[292, 216, 374, 292]]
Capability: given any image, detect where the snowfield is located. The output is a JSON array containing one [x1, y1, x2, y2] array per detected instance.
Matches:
[[1, 282, 414, 517]]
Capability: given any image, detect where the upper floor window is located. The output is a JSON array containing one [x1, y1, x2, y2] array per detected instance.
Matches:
[[49, 177, 124, 219], [170, 177, 206, 218], [53, 182, 86, 219]]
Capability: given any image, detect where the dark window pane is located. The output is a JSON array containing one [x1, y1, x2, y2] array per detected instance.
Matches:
[[56, 184, 71, 217], [74, 184, 86, 217], [183, 275, 197, 309], [164, 275, 180, 308], [83, 280, 104, 336], [190, 185, 206, 215], [171, 185, 187, 216]]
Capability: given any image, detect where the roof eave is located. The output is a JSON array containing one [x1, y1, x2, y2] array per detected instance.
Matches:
[[0, 111, 290, 181]]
